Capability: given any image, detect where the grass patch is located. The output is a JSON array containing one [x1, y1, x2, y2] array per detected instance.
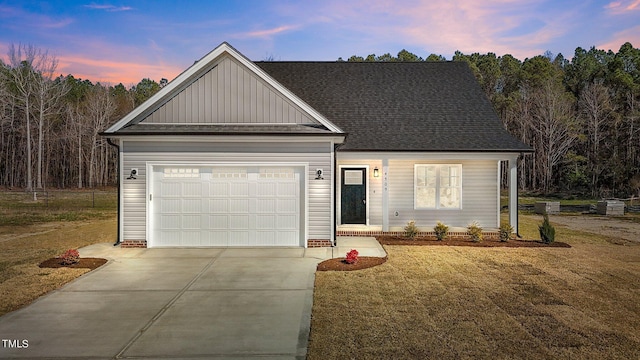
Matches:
[[309, 215, 640, 359], [0, 190, 116, 226], [0, 218, 117, 316]]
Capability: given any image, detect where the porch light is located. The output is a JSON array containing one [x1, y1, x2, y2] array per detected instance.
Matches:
[[373, 167, 379, 177]]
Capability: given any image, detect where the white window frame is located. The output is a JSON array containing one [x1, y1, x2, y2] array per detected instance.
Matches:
[[414, 164, 462, 210]]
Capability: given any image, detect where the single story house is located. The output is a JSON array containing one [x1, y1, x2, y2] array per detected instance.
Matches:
[[102, 42, 531, 248]]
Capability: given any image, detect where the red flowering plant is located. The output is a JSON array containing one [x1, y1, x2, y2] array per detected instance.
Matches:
[[345, 249, 359, 264], [59, 249, 80, 265]]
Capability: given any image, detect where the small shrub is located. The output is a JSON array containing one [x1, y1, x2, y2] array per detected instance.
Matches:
[[433, 221, 449, 241], [345, 249, 359, 264], [467, 221, 483, 242], [404, 220, 419, 239], [499, 223, 514, 242], [59, 249, 80, 265], [538, 214, 555, 244]]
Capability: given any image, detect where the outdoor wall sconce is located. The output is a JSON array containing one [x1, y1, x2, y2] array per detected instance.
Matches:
[[127, 168, 138, 180], [373, 167, 379, 178], [316, 168, 324, 180]]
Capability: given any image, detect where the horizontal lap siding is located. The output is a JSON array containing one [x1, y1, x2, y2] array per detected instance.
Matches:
[[388, 159, 497, 228], [122, 141, 332, 241]]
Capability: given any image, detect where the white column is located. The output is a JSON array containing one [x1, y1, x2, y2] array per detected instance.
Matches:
[[509, 155, 519, 235], [382, 158, 389, 232]]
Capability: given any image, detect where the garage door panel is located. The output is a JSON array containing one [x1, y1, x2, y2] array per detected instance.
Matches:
[[278, 182, 297, 196], [209, 199, 228, 213], [182, 199, 202, 213], [229, 199, 249, 213], [161, 182, 181, 197], [182, 182, 203, 197], [229, 215, 249, 229], [229, 182, 249, 196], [153, 166, 302, 247], [277, 215, 298, 229], [229, 231, 249, 246], [210, 215, 228, 229], [182, 215, 202, 229], [211, 182, 229, 196], [277, 199, 297, 213], [256, 182, 276, 196], [256, 199, 276, 213], [161, 199, 180, 212], [160, 215, 180, 229], [256, 231, 276, 246], [256, 215, 276, 229]]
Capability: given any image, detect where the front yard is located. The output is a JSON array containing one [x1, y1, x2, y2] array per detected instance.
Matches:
[[308, 215, 640, 359]]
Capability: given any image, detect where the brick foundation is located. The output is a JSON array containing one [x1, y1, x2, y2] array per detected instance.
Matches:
[[336, 230, 500, 241], [120, 240, 148, 248], [307, 239, 333, 247]]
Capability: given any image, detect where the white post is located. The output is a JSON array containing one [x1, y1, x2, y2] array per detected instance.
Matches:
[[382, 158, 389, 232], [509, 155, 519, 235]]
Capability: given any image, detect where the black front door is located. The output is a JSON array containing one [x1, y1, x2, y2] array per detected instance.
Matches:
[[341, 168, 366, 224]]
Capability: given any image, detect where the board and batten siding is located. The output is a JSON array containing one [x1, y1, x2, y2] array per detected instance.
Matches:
[[121, 141, 333, 242], [387, 159, 498, 229], [142, 57, 318, 125]]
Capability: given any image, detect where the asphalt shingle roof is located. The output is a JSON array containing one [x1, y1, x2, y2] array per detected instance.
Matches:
[[257, 61, 531, 152]]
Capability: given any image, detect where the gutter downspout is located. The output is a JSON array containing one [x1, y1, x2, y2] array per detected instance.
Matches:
[[106, 138, 121, 246]]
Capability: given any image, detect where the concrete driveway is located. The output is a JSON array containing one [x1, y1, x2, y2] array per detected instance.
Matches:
[[0, 244, 331, 359]]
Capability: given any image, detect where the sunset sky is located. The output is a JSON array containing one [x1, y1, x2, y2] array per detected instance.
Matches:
[[1, 0, 639, 85]]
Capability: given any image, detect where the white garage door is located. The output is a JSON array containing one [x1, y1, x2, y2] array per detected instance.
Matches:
[[151, 166, 302, 247]]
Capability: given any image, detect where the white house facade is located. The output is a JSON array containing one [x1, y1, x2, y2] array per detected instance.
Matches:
[[102, 42, 530, 248]]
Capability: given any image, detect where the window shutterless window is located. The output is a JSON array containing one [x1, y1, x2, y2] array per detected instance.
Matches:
[[414, 164, 462, 209]]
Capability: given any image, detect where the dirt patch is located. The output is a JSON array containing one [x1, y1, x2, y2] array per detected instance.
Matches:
[[39, 257, 107, 270], [317, 256, 387, 271], [549, 214, 640, 245], [378, 235, 571, 248]]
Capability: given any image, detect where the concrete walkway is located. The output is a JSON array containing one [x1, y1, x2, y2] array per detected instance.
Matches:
[[0, 237, 385, 359]]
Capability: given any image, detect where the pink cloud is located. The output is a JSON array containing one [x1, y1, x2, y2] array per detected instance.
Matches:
[[605, 0, 640, 14], [597, 25, 640, 52], [57, 53, 183, 85], [333, 0, 555, 59], [84, 3, 133, 12], [235, 25, 298, 39]]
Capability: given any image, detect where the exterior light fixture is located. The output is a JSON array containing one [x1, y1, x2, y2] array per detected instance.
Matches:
[[127, 168, 138, 180], [316, 169, 324, 180], [373, 167, 379, 177]]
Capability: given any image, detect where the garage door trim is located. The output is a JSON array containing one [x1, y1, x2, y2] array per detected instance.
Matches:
[[146, 162, 309, 247]]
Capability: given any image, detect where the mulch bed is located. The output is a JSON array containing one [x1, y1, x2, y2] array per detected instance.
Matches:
[[39, 257, 108, 270], [317, 256, 387, 271], [377, 235, 571, 248]]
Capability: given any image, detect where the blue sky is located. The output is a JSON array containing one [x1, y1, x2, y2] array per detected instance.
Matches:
[[1, 0, 639, 85]]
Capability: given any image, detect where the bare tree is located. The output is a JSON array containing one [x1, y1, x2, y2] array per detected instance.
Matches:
[[531, 79, 578, 192], [82, 84, 116, 187], [7, 44, 38, 190], [31, 53, 69, 189], [579, 81, 615, 196]]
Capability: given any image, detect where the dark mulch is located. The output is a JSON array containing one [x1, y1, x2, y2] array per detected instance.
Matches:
[[317, 256, 387, 271], [39, 257, 108, 269], [377, 236, 571, 248]]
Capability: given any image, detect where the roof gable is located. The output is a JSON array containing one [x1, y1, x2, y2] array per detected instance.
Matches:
[[104, 43, 343, 134]]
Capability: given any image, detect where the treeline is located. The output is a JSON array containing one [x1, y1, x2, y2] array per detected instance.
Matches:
[[2, 42, 639, 197], [346, 43, 640, 198], [0, 44, 164, 190]]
